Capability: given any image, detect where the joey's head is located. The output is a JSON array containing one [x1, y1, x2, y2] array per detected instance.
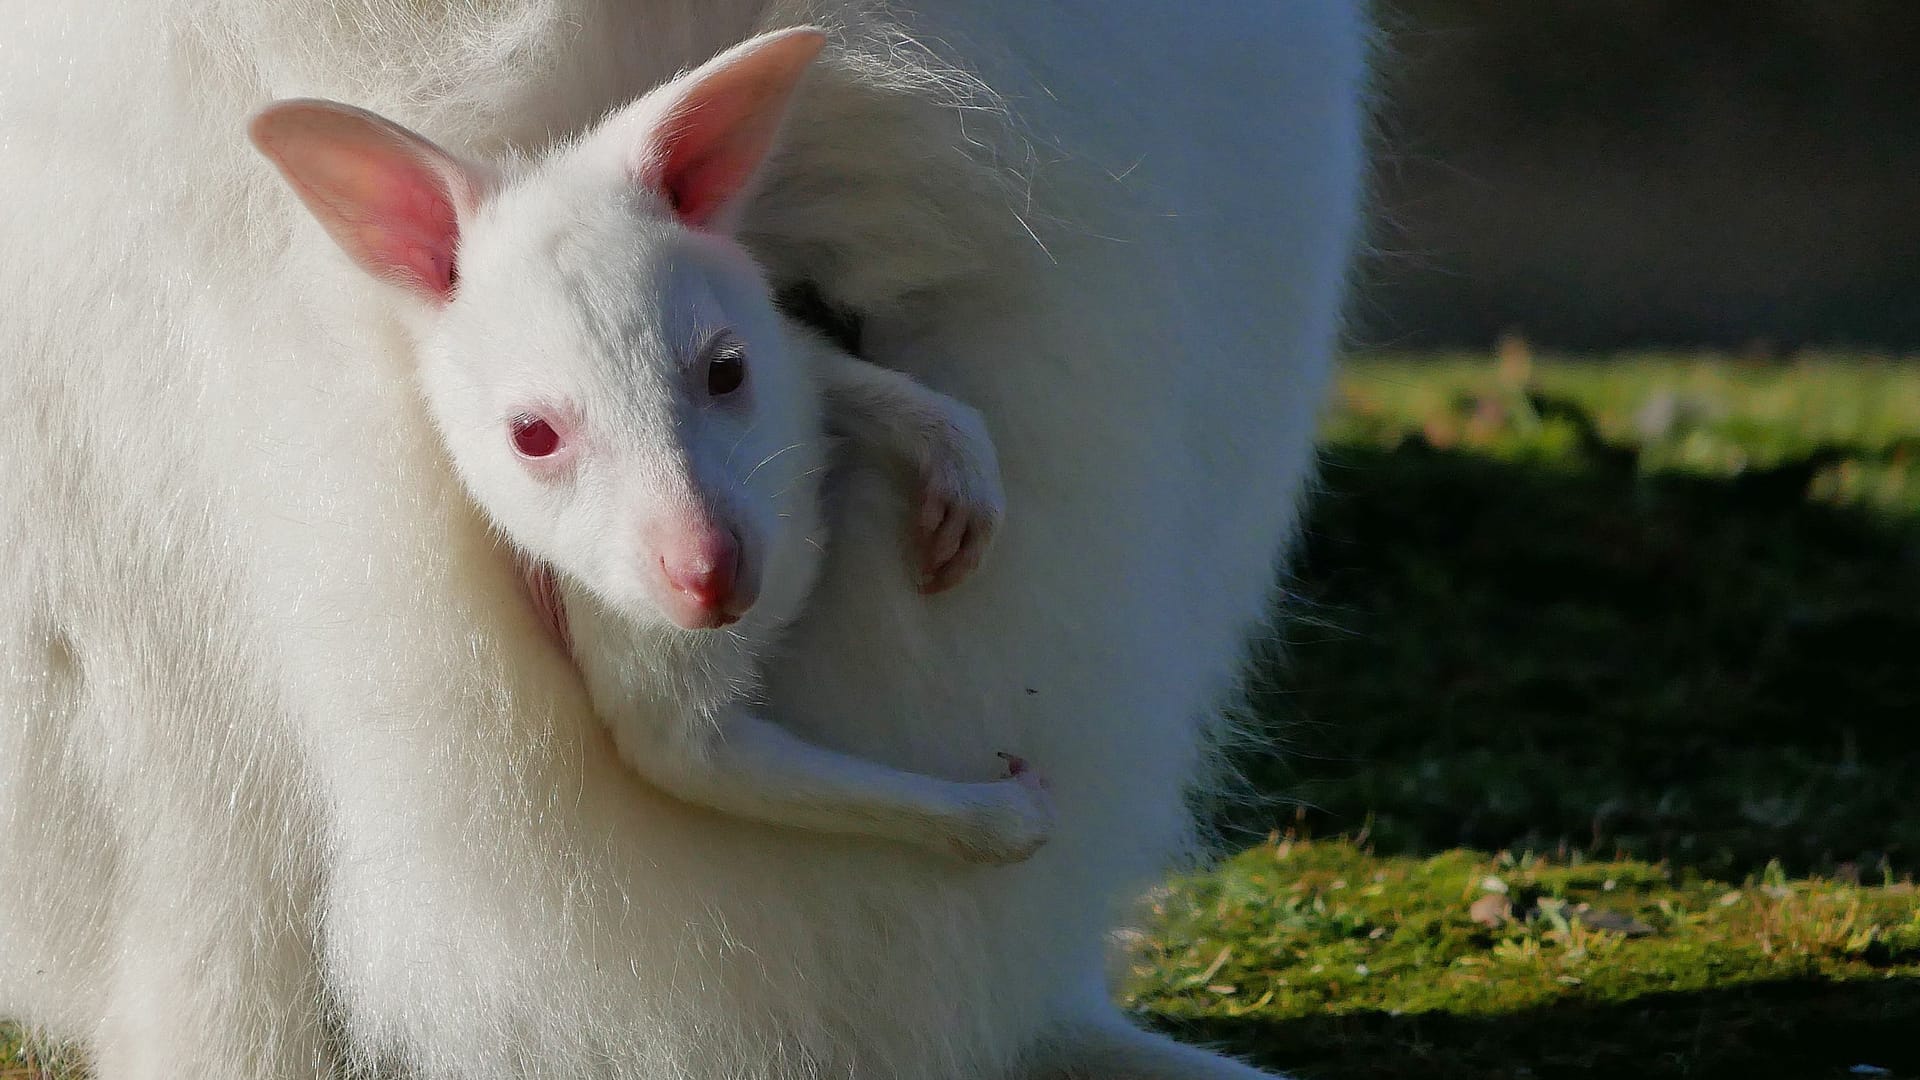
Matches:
[[250, 27, 834, 633]]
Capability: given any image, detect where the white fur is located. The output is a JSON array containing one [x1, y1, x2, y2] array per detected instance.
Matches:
[[253, 71, 1046, 863], [0, 2, 1371, 1078]]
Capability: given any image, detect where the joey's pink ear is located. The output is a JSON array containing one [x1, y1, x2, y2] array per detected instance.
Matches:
[[637, 27, 827, 230], [249, 99, 483, 302]]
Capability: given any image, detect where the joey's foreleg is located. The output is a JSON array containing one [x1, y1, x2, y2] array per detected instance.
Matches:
[[813, 347, 1005, 593], [635, 702, 1053, 864]]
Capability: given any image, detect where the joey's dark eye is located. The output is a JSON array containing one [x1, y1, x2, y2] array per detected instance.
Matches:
[[705, 336, 747, 397], [510, 415, 562, 458]]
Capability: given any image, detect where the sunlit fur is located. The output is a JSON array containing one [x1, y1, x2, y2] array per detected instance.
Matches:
[[0, 2, 1371, 1078], [424, 157, 829, 649]]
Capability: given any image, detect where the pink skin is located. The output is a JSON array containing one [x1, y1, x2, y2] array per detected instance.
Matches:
[[995, 752, 1051, 798], [914, 482, 995, 595], [246, 101, 478, 303], [518, 522, 754, 636], [504, 410, 754, 631], [648, 517, 753, 629]]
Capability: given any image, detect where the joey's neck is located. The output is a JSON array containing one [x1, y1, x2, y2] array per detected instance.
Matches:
[[556, 577, 764, 713]]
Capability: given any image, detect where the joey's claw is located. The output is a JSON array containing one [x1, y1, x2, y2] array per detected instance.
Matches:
[[924, 498, 967, 570], [922, 536, 982, 594], [916, 491, 946, 541], [996, 751, 1050, 790], [910, 410, 1005, 593], [916, 489, 999, 593]]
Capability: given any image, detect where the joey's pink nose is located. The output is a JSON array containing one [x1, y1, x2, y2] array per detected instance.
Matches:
[[657, 525, 749, 628]]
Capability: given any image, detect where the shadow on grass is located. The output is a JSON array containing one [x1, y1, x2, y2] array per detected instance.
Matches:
[[1220, 431, 1920, 878], [1148, 976, 1920, 1080]]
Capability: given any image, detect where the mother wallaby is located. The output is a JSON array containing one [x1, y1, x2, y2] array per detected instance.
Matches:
[[0, 2, 1370, 1078]]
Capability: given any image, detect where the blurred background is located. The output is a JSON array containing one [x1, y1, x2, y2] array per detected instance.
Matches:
[[1357, 0, 1920, 351]]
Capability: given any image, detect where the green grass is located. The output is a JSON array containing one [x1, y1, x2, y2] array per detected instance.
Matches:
[[7, 351, 1920, 1078], [1226, 351, 1920, 879], [1127, 839, 1920, 1079], [1141, 349, 1920, 1077]]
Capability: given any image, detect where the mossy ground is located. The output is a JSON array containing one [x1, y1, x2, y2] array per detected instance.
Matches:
[[7, 352, 1919, 1078], [1136, 351, 1920, 1078], [1227, 351, 1920, 880], [1127, 839, 1920, 1079]]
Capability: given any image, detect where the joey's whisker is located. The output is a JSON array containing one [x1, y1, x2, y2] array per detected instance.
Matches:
[[769, 465, 827, 499], [723, 419, 762, 469], [742, 442, 805, 483]]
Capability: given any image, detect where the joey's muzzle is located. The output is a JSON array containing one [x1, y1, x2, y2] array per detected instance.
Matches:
[[652, 520, 755, 629]]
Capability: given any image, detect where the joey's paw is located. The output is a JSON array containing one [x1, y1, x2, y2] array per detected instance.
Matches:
[[914, 408, 1005, 595], [947, 754, 1056, 865]]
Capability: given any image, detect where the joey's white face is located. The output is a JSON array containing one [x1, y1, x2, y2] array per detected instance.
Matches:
[[417, 177, 828, 634], [247, 30, 836, 634]]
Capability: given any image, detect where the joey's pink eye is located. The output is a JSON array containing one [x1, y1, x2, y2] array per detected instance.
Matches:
[[510, 415, 562, 458]]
